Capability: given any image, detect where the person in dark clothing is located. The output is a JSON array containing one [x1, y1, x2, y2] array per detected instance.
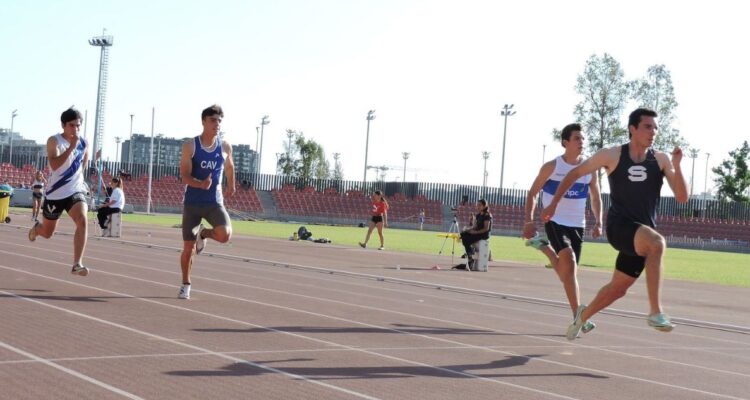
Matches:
[[460, 199, 492, 270], [542, 108, 689, 340]]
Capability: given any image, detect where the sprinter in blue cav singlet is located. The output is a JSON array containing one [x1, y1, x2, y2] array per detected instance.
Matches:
[[177, 105, 236, 300]]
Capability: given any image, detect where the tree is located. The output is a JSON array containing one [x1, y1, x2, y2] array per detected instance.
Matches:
[[277, 129, 299, 176], [276, 131, 330, 180], [712, 141, 750, 202], [332, 153, 344, 180], [552, 54, 629, 186], [573, 53, 630, 155], [629, 64, 688, 151]]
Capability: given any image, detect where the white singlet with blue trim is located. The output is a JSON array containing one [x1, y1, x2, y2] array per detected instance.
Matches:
[[45, 134, 88, 200], [541, 156, 591, 228]]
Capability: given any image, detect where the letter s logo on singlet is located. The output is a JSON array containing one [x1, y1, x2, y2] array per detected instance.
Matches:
[[628, 166, 648, 182]]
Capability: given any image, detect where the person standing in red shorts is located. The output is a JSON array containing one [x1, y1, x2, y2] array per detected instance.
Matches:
[[359, 190, 389, 250]]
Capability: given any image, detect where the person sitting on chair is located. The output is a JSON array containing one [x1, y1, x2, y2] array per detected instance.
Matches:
[[96, 177, 125, 229], [460, 199, 492, 270]]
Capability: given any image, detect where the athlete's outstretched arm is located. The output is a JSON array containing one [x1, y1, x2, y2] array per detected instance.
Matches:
[[542, 147, 616, 222]]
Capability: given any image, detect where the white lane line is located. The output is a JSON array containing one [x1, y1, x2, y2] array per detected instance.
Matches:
[[13, 232, 750, 341], [2, 263, 746, 400], [1, 266, 580, 400], [0, 289, 381, 400], [3, 344, 747, 367], [0, 346, 486, 365], [36, 243, 750, 376], [81, 232, 750, 333], [0, 340, 144, 399], [75, 238, 750, 348]]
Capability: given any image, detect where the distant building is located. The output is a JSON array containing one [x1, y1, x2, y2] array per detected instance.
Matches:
[[121, 134, 257, 174], [0, 128, 45, 164], [121, 133, 183, 168], [231, 143, 257, 175]]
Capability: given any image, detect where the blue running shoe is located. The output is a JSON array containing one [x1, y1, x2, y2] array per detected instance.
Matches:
[[582, 320, 596, 334], [647, 313, 674, 332], [525, 235, 550, 250]]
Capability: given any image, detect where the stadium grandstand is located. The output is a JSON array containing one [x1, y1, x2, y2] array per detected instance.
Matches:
[[1, 160, 748, 251]]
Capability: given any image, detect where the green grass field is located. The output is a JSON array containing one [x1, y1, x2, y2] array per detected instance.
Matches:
[[108, 212, 749, 288]]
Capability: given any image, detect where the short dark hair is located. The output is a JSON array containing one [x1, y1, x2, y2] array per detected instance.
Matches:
[[560, 123, 581, 145], [628, 108, 658, 138], [201, 104, 224, 120], [60, 107, 82, 125]]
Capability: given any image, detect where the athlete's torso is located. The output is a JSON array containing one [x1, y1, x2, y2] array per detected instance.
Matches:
[[541, 156, 591, 228], [45, 134, 87, 200], [184, 136, 225, 205], [607, 143, 663, 227]]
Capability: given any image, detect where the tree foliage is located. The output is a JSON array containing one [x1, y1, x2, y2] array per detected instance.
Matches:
[[712, 141, 750, 202], [332, 153, 344, 180], [629, 64, 687, 151], [276, 130, 330, 180], [573, 53, 630, 155]]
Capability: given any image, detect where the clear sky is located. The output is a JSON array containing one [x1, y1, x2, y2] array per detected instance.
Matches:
[[2, 0, 748, 195]]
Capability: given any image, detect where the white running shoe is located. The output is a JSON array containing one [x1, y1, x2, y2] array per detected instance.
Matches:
[[71, 264, 89, 277], [178, 284, 191, 299], [194, 224, 207, 255], [378, 246, 385, 250], [566, 305, 586, 340]]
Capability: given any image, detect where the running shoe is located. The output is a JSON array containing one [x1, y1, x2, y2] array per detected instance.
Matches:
[[647, 313, 674, 332], [544, 264, 554, 269], [194, 224, 207, 255], [28, 221, 41, 242], [566, 305, 587, 340], [358, 242, 366, 248], [71, 263, 89, 277], [178, 284, 191, 299], [582, 320, 596, 334], [378, 246, 385, 250], [525, 235, 550, 250]]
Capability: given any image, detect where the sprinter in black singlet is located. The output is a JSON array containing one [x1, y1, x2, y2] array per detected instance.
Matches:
[[542, 108, 688, 340]]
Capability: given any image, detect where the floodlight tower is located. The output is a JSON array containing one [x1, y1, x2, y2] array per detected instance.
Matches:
[[363, 110, 376, 182], [257, 116, 270, 174], [88, 33, 114, 160], [499, 104, 516, 191]]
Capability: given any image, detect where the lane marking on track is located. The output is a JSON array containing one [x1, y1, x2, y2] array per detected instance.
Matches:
[[0, 289, 382, 400], [0, 339, 144, 400], [1, 259, 747, 400]]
